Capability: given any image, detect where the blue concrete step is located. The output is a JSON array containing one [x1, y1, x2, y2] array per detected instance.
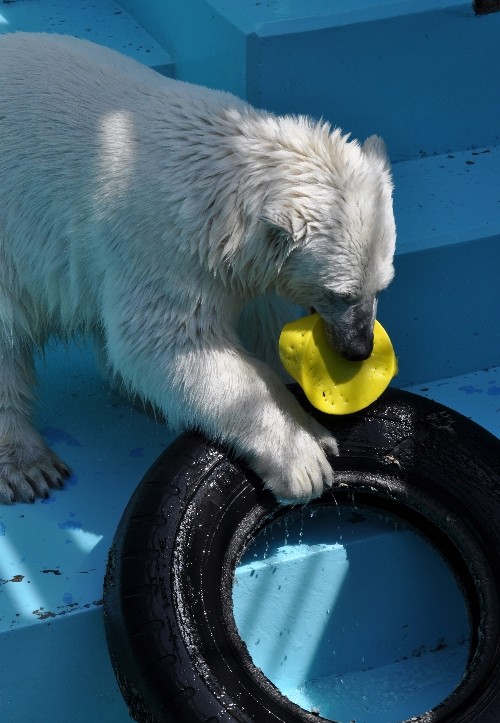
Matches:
[[0, 340, 497, 721], [116, 0, 500, 385], [381, 143, 500, 387], [405, 364, 500, 438], [2, 2, 497, 386], [119, 0, 500, 160], [1, 1, 499, 720], [0, 0, 174, 75], [0, 608, 130, 721], [0, 342, 172, 721], [233, 505, 469, 721]]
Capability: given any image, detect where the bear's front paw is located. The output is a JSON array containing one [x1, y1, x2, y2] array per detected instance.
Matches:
[[0, 443, 71, 504], [307, 417, 340, 458], [262, 428, 335, 504]]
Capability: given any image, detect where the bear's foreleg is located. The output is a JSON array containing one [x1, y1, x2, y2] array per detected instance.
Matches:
[[164, 346, 339, 503]]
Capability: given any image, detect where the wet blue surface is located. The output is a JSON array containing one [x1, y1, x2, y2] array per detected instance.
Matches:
[[0, 340, 175, 720], [1, 0, 499, 720], [405, 366, 500, 440], [0, 0, 173, 74], [0, 340, 175, 635], [234, 506, 469, 722]]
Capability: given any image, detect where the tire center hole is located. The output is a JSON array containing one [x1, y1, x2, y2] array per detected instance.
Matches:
[[232, 504, 470, 722]]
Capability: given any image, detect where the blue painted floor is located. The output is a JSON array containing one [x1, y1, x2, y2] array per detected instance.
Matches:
[[234, 505, 469, 722], [405, 367, 500, 439], [1, 341, 498, 721], [0, 0, 173, 74], [0, 341, 175, 721], [1, 0, 499, 720]]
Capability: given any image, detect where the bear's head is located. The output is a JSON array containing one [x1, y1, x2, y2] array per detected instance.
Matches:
[[259, 125, 396, 362]]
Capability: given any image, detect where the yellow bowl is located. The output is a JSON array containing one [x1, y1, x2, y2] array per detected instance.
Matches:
[[279, 313, 398, 415]]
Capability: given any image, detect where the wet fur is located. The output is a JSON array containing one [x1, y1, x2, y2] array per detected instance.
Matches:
[[0, 33, 395, 503]]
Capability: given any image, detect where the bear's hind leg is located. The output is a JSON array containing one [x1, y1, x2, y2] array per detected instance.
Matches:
[[0, 325, 70, 503]]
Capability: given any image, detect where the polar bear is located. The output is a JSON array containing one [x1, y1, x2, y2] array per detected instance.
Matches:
[[0, 33, 396, 504]]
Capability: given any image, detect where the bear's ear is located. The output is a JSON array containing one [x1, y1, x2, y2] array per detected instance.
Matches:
[[259, 207, 308, 244], [362, 135, 391, 172]]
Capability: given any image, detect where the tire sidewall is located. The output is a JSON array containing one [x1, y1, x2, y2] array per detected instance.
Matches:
[[104, 388, 500, 722]]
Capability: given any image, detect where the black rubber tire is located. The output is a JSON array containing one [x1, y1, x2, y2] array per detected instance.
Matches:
[[103, 387, 500, 723]]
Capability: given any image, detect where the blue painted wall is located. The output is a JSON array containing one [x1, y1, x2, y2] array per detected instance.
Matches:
[[118, 0, 500, 160]]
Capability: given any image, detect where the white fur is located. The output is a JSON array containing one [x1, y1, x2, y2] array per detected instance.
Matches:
[[0, 33, 396, 503]]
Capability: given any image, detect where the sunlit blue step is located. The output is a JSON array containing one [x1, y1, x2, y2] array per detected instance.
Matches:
[[0, 0, 174, 75], [0, 342, 174, 721], [234, 505, 469, 722], [0, 338, 498, 721], [0, 0, 498, 720], [404, 365, 500, 438]]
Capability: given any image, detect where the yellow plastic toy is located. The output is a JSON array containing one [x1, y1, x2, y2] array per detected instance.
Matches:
[[279, 313, 397, 415]]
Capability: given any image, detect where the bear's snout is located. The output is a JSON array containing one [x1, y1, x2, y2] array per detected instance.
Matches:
[[321, 295, 376, 363], [323, 318, 374, 362], [340, 334, 374, 362]]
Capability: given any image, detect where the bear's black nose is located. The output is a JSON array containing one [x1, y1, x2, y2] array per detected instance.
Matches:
[[342, 337, 373, 362]]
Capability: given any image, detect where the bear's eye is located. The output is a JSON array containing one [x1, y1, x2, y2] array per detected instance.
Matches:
[[330, 291, 360, 307], [316, 291, 359, 316], [338, 293, 358, 304]]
